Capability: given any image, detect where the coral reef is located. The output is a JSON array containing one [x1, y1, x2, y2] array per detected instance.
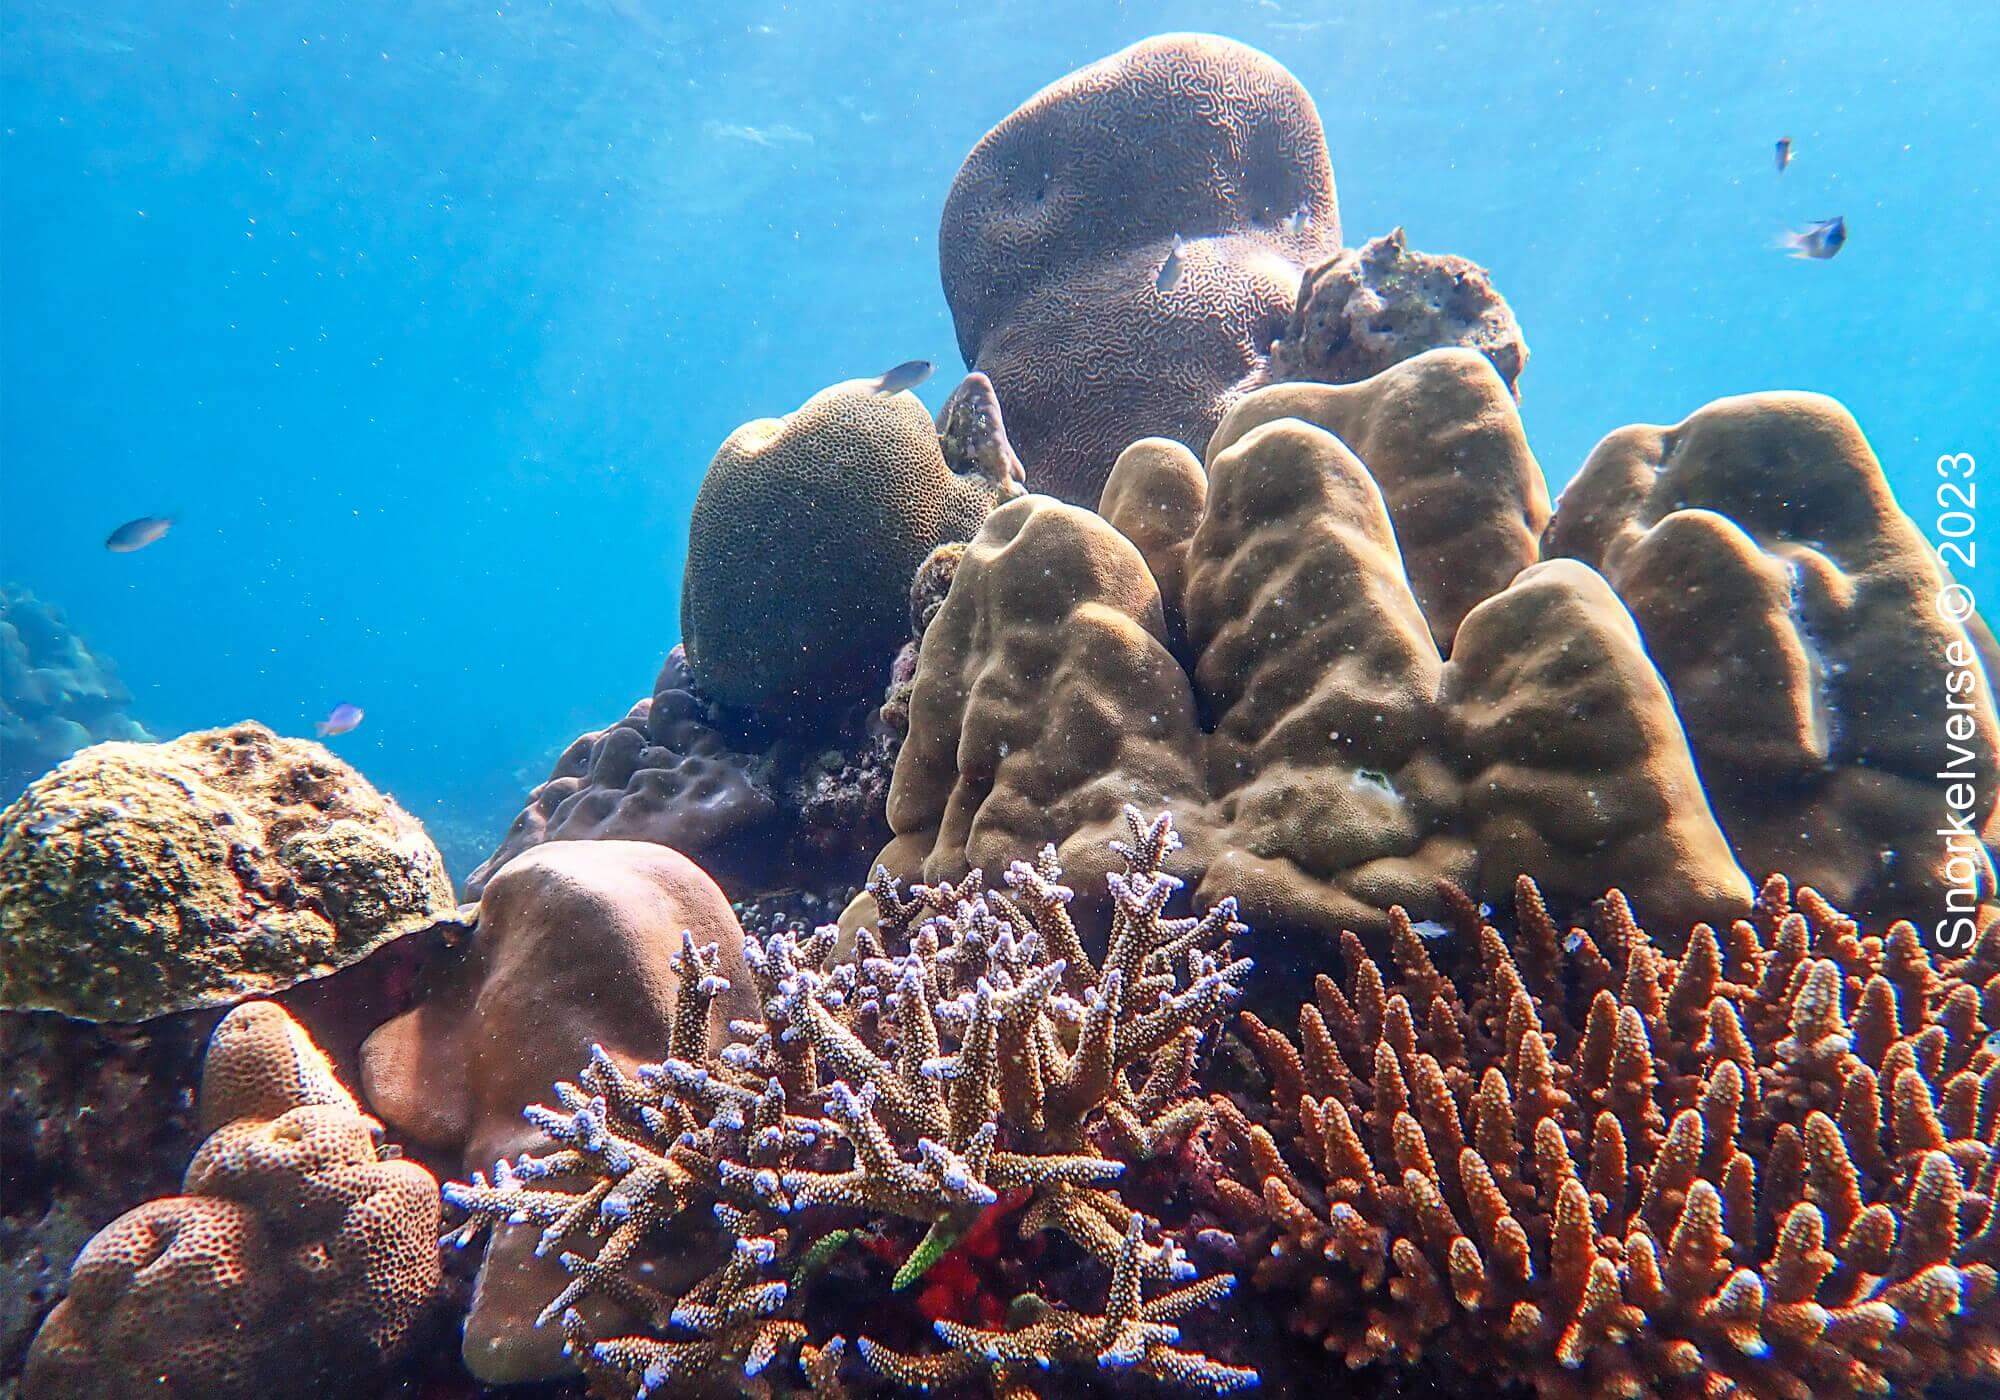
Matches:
[[1546, 391, 2000, 917], [939, 33, 1340, 506], [360, 838, 758, 1383], [681, 377, 1021, 718], [0, 586, 149, 806], [0, 721, 454, 1021], [442, 810, 1256, 1397], [884, 362, 1749, 943], [1198, 878, 2000, 1397], [23, 1002, 441, 1399], [1269, 228, 1528, 397]]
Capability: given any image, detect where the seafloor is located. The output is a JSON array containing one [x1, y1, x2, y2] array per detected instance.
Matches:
[[1, 31, 1996, 1400]]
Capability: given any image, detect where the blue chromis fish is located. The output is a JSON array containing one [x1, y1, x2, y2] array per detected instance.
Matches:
[[105, 515, 172, 552], [1563, 930, 1587, 953], [1279, 202, 1313, 234], [1779, 216, 1846, 260], [870, 360, 933, 395], [1775, 136, 1792, 173], [1409, 919, 1450, 941], [1157, 234, 1186, 293], [316, 703, 365, 738]]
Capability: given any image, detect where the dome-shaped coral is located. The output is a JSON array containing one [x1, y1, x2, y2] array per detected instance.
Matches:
[[0, 721, 454, 1021], [0, 585, 150, 804]]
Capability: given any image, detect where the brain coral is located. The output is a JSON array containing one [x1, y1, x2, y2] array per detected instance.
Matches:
[[23, 1001, 441, 1400], [883, 348, 1746, 945], [360, 837, 756, 1383], [0, 721, 454, 1021], [1545, 392, 2000, 919], [681, 377, 1020, 716], [0, 585, 149, 803], [939, 33, 1341, 506]]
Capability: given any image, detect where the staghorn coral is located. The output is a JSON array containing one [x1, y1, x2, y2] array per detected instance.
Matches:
[[22, 1002, 440, 1399], [886, 368, 1749, 942], [939, 34, 1340, 506], [1545, 392, 2000, 920], [681, 377, 1021, 719], [0, 721, 454, 1021], [1196, 878, 2000, 1398], [0, 585, 149, 805], [1269, 228, 1528, 398], [442, 809, 1254, 1397]]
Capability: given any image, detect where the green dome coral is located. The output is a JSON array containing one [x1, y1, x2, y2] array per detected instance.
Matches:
[[0, 721, 454, 1021], [680, 377, 1020, 715]]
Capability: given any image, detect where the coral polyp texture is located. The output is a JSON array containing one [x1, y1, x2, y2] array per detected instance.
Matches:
[[0, 585, 150, 805], [884, 349, 1747, 943], [442, 809, 1256, 1397], [680, 377, 1020, 719], [1545, 391, 2000, 917], [23, 1001, 441, 1399], [1197, 878, 2000, 1398], [1269, 227, 1529, 397], [0, 721, 454, 1020], [939, 33, 1340, 506]]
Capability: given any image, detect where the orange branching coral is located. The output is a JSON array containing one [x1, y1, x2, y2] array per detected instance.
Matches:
[[1197, 878, 2000, 1399]]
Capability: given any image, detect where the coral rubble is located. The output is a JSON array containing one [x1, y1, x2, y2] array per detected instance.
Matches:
[[1270, 228, 1528, 397], [23, 1002, 441, 1399], [0, 721, 454, 1021], [1198, 878, 2000, 1397], [940, 33, 1340, 506], [0, 586, 149, 806], [442, 809, 1255, 1397]]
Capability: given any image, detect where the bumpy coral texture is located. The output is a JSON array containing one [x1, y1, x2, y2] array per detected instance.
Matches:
[[360, 838, 757, 1384], [939, 33, 1340, 506], [1270, 227, 1528, 397], [681, 379, 1017, 716], [1545, 392, 2000, 918], [1198, 878, 2000, 1398], [442, 810, 1255, 1398], [0, 585, 149, 804], [885, 354, 1748, 943], [23, 1002, 440, 1400], [0, 721, 454, 1020]]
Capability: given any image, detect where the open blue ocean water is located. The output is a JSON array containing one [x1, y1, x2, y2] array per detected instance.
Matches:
[[4, 0, 1994, 882]]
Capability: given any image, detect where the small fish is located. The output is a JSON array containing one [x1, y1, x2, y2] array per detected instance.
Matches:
[[1157, 234, 1186, 293], [1279, 202, 1313, 235], [24, 813, 64, 838], [1563, 930, 1587, 954], [316, 703, 364, 738], [1778, 216, 1846, 260], [1410, 919, 1450, 941], [870, 360, 933, 396], [105, 515, 172, 553], [1984, 1029, 2000, 1053], [1774, 136, 1792, 173]]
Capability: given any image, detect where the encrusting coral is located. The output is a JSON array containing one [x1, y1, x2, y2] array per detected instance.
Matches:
[[1195, 877, 2000, 1398], [0, 720, 454, 1021], [441, 809, 1258, 1397], [22, 1001, 441, 1399]]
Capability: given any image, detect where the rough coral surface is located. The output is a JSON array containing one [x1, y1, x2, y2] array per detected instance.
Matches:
[[442, 811, 1254, 1397], [1545, 391, 2000, 918], [940, 33, 1340, 506], [1270, 227, 1529, 397], [681, 380, 1016, 717], [0, 721, 454, 1021], [361, 838, 756, 1383], [0, 586, 149, 806], [1197, 880, 2000, 1398], [887, 366, 1749, 942], [23, 1002, 440, 1400]]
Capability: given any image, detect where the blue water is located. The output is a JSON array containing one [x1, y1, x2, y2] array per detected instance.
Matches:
[[4, 0, 1994, 879]]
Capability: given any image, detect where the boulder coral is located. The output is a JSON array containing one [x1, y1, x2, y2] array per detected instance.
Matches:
[[883, 349, 1749, 945], [680, 377, 1021, 718], [1545, 392, 2000, 918], [0, 721, 454, 1021], [0, 585, 149, 805], [359, 838, 757, 1383], [23, 1002, 441, 1400], [1197, 878, 2000, 1397], [939, 33, 1341, 506]]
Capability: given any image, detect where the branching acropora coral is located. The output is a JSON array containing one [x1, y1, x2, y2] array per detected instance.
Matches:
[[444, 808, 1256, 1397], [1196, 876, 2000, 1398]]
